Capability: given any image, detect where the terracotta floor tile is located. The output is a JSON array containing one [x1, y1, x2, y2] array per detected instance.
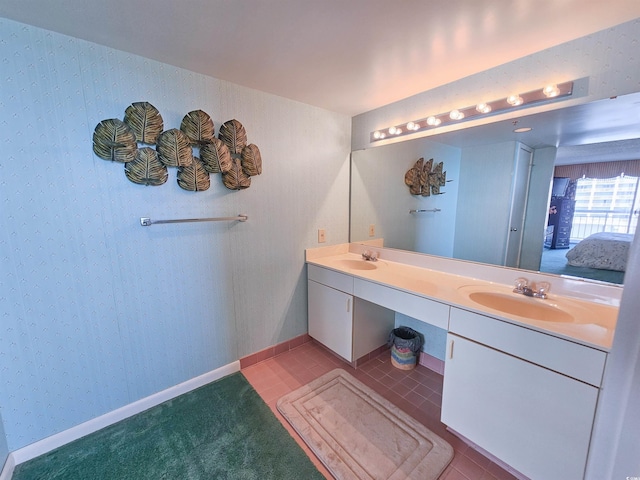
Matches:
[[386, 366, 411, 381], [241, 340, 511, 480], [465, 445, 492, 469], [486, 461, 521, 480], [388, 380, 413, 397], [377, 374, 399, 389], [453, 452, 488, 479], [442, 467, 472, 480], [404, 388, 429, 407], [398, 375, 420, 391], [357, 359, 381, 374], [429, 390, 443, 405], [413, 382, 433, 398], [480, 471, 500, 480]]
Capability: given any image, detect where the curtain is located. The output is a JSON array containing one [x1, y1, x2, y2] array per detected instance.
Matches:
[[554, 159, 640, 180]]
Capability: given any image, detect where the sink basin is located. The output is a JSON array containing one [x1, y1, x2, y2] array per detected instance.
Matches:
[[462, 289, 574, 323], [333, 259, 378, 271]]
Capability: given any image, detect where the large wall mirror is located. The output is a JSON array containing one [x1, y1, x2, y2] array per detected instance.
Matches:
[[350, 91, 640, 286]]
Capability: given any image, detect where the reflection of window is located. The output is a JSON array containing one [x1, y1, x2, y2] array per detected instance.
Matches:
[[571, 176, 639, 241]]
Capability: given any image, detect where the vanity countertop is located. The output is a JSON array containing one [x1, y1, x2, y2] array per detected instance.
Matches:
[[306, 249, 619, 351]]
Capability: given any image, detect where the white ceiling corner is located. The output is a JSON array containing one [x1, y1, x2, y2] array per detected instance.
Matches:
[[1, 0, 640, 162]]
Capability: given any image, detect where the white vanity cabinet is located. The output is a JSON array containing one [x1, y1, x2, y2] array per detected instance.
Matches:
[[442, 308, 607, 480], [308, 264, 394, 362], [353, 277, 450, 329]]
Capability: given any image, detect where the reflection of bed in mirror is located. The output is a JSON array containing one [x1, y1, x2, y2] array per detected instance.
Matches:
[[539, 232, 630, 284], [566, 232, 633, 272]]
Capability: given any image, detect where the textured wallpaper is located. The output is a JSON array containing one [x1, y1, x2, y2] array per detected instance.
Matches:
[[351, 137, 461, 257], [0, 410, 7, 469], [0, 18, 351, 450]]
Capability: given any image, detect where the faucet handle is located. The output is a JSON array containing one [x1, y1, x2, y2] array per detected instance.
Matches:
[[514, 277, 528, 290], [536, 281, 551, 296]]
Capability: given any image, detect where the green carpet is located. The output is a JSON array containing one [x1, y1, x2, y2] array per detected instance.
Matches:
[[539, 245, 625, 285], [13, 373, 324, 480]]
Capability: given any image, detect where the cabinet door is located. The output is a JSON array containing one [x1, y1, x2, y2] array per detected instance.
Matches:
[[308, 280, 353, 361], [442, 334, 599, 480]]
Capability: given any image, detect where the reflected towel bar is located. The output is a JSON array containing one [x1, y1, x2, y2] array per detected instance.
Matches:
[[409, 209, 441, 214], [140, 214, 248, 226]]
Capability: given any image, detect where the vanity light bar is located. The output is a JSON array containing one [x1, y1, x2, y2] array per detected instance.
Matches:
[[371, 81, 573, 142]]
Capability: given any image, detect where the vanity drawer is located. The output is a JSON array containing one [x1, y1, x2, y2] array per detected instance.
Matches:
[[354, 278, 449, 329], [449, 308, 606, 387], [308, 264, 353, 294]]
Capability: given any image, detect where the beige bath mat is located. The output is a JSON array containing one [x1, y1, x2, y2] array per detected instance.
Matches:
[[277, 369, 453, 479]]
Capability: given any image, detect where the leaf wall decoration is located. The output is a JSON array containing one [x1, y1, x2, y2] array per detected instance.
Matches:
[[218, 119, 247, 155], [222, 158, 251, 190], [156, 128, 193, 167], [93, 119, 137, 163], [404, 167, 417, 187], [428, 161, 445, 196], [124, 102, 164, 144], [420, 158, 433, 197], [241, 144, 262, 176], [180, 110, 215, 146], [93, 106, 261, 192], [200, 138, 232, 173], [177, 156, 211, 191], [124, 147, 168, 186], [404, 157, 446, 196], [404, 158, 424, 195]]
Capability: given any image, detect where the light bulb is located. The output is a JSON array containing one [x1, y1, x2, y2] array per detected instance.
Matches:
[[507, 94, 523, 106], [449, 109, 464, 120], [406, 121, 415, 131], [543, 84, 560, 97], [476, 103, 492, 114], [388, 126, 397, 135], [395, 127, 402, 135], [426, 116, 441, 126], [373, 131, 382, 139]]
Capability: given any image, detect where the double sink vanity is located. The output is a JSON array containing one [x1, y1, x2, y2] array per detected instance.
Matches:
[[306, 242, 620, 480]]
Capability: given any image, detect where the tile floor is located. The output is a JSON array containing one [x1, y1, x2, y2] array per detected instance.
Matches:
[[241, 340, 520, 480]]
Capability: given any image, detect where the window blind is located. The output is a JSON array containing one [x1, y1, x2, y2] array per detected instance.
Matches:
[[554, 159, 640, 180]]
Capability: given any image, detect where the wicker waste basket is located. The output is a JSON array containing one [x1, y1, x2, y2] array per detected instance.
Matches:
[[388, 326, 424, 370]]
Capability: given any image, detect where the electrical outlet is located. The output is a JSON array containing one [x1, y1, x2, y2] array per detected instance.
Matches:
[[369, 224, 375, 237], [318, 229, 326, 243]]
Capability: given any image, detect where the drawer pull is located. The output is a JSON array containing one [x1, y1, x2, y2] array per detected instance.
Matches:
[[347, 298, 351, 313], [449, 339, 454, 359]]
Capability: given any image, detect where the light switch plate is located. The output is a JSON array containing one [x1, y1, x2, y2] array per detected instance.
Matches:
[[318, 229, 326, 243], [369, 224, 375, 237]]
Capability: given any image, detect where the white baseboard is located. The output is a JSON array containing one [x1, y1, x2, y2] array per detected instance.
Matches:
[[9, 360, 240, 468], [0, 453, 15, 480]]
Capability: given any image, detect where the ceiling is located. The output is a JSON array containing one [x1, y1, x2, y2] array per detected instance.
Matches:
[[2, 0, 640, 116], [2, 1, 640, 161]]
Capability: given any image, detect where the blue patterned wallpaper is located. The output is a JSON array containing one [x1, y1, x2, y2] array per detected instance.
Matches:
[[0, 18, 351, 451], [0, 410, 7, 469], [395, 313, 447, 361]]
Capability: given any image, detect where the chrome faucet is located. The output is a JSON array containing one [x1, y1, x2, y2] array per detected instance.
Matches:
[[362, 250, 379, 261], [513, 277, 550, 299]]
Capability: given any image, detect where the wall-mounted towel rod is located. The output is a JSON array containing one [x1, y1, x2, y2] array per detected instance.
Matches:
[[409, 209, 441, 214], [140, 214, 248, 226]]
